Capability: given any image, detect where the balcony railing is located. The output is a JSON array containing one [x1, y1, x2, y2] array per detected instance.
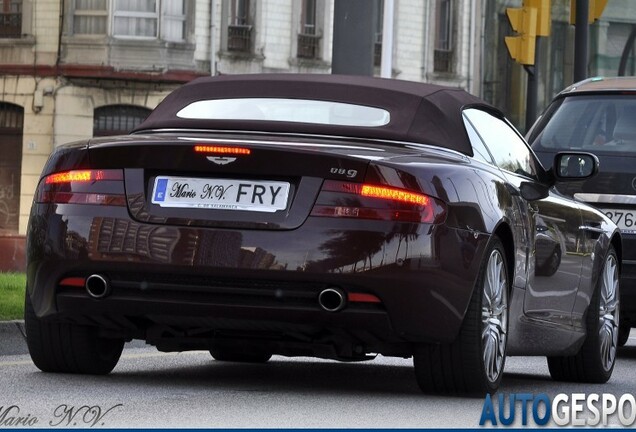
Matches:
[[434, 49, 453, 73], [297, 33, 320, 59], [0, 12, 21, 38], [227, 24, 252, 53]]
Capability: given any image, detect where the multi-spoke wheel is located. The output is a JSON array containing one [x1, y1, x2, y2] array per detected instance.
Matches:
[[598, 253, 620, 369], [548, 246, 620, 383], [481, 247, 509, 385], [414, 235, 509, 395]]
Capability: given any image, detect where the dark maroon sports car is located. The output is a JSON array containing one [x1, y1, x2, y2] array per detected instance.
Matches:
[[26, 74, 621, 395]]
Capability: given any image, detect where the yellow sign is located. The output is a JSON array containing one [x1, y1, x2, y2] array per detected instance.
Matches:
[[505, 7, 538, 65], [526, 0, 551, 36]]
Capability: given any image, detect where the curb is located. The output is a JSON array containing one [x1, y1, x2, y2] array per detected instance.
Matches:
[[0, 320, 28, 356], [0, 320, 26, 338]]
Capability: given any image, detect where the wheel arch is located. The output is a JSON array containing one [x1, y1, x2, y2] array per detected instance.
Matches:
[[493, 221, 515, 292], [610, 232, 622, 273]]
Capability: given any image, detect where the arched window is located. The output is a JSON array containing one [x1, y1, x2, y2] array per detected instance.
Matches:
[[0, 102, 23, 234], [93, 105, 151, 137]]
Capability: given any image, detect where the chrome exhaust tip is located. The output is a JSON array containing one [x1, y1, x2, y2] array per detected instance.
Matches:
[[85, 274, 110, 299], [318, 287, 346, 312]]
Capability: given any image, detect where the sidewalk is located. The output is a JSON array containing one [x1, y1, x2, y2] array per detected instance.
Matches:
[[0, 320, 27, 356]]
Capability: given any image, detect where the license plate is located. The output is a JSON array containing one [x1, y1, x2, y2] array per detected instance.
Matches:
[[601, 208, 636, 233], [151, 176, 290, 212]]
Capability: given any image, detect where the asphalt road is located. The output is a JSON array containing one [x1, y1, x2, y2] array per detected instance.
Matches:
[[1, 323, 635, 428]]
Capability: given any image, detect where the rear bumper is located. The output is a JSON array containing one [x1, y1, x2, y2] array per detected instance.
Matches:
[[27, 203, 488, 347], [54, 271, 398, 356]]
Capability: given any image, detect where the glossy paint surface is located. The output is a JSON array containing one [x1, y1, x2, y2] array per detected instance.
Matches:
[[529, 84, 636, 326], [27, 116, 619, 360]]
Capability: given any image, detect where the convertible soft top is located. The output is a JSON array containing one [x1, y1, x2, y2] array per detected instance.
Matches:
[[133, 73, 498, 155]]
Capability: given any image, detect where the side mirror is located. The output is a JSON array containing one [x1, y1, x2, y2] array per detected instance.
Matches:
[[553, 152, 599, 181], [520, 181, 549, 201]]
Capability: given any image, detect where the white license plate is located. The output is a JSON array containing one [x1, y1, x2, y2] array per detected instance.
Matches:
[[151, 176, 290, 212], [602, 208, 636, 233]]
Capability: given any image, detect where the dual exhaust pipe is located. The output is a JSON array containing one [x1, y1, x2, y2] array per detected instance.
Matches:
[[83, 274, 347, 312], [85, 274, 110, 299], [318, 287, 346, 312]]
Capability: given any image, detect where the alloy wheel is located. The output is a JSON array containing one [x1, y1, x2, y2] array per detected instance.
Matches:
[[481, 249, 508, 383], [599, 253, 619, 372]]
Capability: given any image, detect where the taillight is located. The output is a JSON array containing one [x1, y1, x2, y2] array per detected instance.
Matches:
[[310, 180, 446, 224], [360, 185, 429, 205], [194, 145, 251, 155], [45, 169, 122, 184], [36, 169, 126, 206]]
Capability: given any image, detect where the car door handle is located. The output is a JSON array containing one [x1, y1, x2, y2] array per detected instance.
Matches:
[[579, 225, 605, 234]]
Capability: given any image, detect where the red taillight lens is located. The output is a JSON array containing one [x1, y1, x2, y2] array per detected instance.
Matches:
[[59, 277, 86, 287], [194, 145, 251, 155], [37, 191, 127, 206], [37, 169, 125, 206], [360, 185, 429, 206], [310, 180, 446, 224], [44, 169, 123, 184], [348, 292, 382, 303]]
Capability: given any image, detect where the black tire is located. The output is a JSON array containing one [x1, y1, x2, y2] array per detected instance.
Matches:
[[618, 322, 630, 347], [210, 348, 272, 363], [413, 236, 509, 395], [547, 246, 619, 383], [25, 294, 124, 374]]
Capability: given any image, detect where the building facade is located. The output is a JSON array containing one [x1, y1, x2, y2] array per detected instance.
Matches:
[[1, 0, 636, 271], [483, 0, 636, 129]]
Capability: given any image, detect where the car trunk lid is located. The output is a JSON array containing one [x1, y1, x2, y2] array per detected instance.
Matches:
[[86, 134, 422, 230]]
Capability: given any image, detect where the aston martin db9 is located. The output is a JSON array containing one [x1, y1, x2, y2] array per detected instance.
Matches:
[[26, 74, 621, 395]]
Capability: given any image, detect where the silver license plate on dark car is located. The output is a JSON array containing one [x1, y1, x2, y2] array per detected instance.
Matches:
[[151, 176, 290, 212]]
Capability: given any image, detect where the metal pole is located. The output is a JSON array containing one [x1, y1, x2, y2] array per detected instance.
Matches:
[[210, 0, 216, 75], [574, 0, 589, 82], [380, 0, 394, 78], [618, 25, 636, 76], [525, 37, 542, 133], [332, 0, 378, 76], [467, 0, 477, 94], [525, 68, 537, 133]]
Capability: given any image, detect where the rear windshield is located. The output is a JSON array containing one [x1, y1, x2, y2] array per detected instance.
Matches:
[[529, 95, 636, 154], [176, 98, 391, 127]]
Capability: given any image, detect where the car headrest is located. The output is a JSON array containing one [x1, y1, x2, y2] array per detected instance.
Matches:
[[613, 106, 636, 142]]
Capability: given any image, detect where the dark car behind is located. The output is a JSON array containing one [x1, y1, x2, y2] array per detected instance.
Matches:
[[528, 76, 636, 344]]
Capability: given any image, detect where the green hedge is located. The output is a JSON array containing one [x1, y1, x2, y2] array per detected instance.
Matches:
[[0, 272, 26, 321]]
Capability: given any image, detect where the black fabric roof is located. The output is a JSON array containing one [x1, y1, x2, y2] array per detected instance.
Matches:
[[133, 74, 499, 155]]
